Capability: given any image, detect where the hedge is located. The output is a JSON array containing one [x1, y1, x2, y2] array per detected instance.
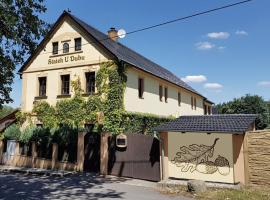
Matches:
[[122, 112, 174, 135]]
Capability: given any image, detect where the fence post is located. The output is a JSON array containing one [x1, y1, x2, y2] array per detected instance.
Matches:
[[77, 131, 86, 172], [100, 132, 110, 175], [12, 141, 20, 166], [0, 140, 3, 164], [15, 142, 20, 155], [31, 142, 37, 168], [159, 132, 169, 180], [52, 143, 58, 170], [243, 133, 250, 185]]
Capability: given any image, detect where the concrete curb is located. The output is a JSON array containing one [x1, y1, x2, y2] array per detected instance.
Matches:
[[157, 179, 242, 190]]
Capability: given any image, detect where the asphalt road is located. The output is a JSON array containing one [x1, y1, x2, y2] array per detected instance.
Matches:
[[0, 172, 191, 200]]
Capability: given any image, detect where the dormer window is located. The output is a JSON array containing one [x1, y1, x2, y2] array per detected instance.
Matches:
[[63, 42, 69, 53], [52, 42, 58, 55], [75, 38, 82, 51]]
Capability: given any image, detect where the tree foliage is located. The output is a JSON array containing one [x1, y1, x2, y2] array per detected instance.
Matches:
[[215, 94, 269, 130], [0, 0, 48, 106], [3, 123, 21, 140], [0, 105, 14, 118]]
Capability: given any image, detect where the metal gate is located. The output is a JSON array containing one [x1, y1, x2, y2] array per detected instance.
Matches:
[[108, 134, 160, 181], [84, 133, 100, 172]]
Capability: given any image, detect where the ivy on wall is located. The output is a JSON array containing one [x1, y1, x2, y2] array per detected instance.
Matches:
[[19, 61, 172, 136], [97, 61, 127, 134], [122, 112, 174, 135]]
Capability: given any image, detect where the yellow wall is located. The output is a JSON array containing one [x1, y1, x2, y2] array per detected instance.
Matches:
[[232, 134, 245, 184], [21, 17, 110, 112], [167, 132, 234, 183], [22, 65, 100, 112], [21, 17, 209, 117], [25, 18, 109, 73], [124, 67, 204, 117]]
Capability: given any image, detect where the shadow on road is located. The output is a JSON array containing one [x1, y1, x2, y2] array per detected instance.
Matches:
[[0, 172, 127, 199]]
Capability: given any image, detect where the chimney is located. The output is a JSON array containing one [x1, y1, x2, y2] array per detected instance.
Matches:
[[107, 27, 118, 41]]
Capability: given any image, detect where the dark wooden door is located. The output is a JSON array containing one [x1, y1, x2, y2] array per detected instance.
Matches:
[[84, 133, 100, 172], [108, 134, 160, 181]]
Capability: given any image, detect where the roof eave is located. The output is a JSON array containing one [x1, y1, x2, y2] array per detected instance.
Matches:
[[155, 129, 246, 134], [124, 61, 208, 100], [17, 11, 118, 75]]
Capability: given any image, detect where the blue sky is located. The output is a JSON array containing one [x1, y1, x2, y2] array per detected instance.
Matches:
[[9, 0, 270, 108]]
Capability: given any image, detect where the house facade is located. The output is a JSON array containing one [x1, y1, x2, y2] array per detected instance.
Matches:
[[18, 11, 213, 119]]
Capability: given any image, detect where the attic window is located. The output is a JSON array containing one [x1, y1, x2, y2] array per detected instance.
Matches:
[[52, 42, 58, 55], [63, 42, 69, 53], [75, 38, 82, 51]]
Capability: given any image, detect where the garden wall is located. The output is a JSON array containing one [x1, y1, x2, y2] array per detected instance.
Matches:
[[246, 130, 270, 186], [0, 132, 86, 172]]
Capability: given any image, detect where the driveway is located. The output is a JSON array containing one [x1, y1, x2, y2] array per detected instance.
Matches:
[[0, 172, 190, 200]]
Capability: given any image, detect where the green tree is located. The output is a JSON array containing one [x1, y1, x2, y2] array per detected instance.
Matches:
[[0, 105, 14, 118], [215, 94, 268, 130], [0, 0, 48, 106], [267, 101, 270, 128]]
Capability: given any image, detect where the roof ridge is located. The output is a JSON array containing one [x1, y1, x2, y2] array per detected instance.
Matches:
[[69, 13, 204, 97], [181, 114, 258, 117], [18, 11, 211, 102]]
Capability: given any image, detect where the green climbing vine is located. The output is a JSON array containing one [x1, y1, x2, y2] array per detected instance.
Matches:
[[20, 61, 171, 135], [96, 61, 127, 134]]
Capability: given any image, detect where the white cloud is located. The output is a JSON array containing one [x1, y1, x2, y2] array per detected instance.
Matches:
[[181, 75, 207, 83], [207, 32, 230, 39], [218, 46, 226, 50], [235, 30, 248, 36], [257, 81, 270, 87], [204, 83, 223, 90], [195, 42, 215, 50]]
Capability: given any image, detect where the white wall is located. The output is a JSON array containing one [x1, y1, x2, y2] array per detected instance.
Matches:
[[124, 67, 204, 117]]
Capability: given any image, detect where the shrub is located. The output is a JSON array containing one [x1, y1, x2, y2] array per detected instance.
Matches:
[[51, 125, 77, 146], [51, 125, 78, 163], [31, 127, 52, 159], [31, 127, 52, 145], [3, 124, 21, 140], [20, 126, 35, 143]]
